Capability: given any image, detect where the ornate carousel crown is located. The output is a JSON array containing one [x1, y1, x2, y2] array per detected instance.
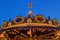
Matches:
[[1, 4, 60, 29], [0, 3, 60, 40]]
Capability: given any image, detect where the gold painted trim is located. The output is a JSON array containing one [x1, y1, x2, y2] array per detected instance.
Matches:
[[2, 22, 7, 28], [14, 16, 24, 24], [53, 19, 58, 25], [35, 16, 46, 23], [5, 23, 57, 29]]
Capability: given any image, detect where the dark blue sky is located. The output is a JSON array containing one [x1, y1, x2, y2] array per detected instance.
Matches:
[[0, 0, 60, 25]]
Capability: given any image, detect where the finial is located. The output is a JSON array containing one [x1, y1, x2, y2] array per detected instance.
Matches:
[[27, 3, 32, 10], [9, 18, 11, 22], [28, 11, 32, 14], [28, 10, 34, 18], [27, 3, 34, 18], [48, 16, 51, 20], [27, 3, 32, 8]]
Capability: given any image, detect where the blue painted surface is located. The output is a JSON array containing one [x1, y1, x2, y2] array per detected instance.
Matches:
[[0, 0, 60, 26]]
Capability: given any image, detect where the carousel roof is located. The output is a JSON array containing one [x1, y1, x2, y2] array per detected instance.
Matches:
[[0, 3, 60, 40], [0, 3, 60, 34]]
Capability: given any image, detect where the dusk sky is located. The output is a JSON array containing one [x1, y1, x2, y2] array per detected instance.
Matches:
[[0, 0, 60, 25]]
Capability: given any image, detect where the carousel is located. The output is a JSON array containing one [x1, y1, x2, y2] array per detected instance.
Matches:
[[0, 3, 60, 40]]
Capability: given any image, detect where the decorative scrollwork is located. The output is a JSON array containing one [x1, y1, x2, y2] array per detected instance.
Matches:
[[53, 18, 59, 25], [27, 19, 32, 23], [2, 21, 7, 28], [14, 16, 24, 24], [35, 16, 46, 23]]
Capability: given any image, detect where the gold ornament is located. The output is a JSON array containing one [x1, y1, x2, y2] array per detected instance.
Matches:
[[14, 16, 24, 24], [2, 22, 7, 28], [27, 19, 32, 23], [53, 19, 58, 25], [35, 16, 46, 23]]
